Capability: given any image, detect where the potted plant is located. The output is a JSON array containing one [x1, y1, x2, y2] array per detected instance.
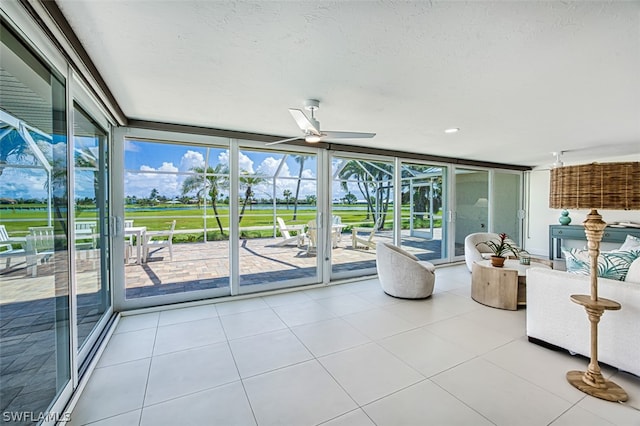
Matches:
[[476, 233, 520, 267]]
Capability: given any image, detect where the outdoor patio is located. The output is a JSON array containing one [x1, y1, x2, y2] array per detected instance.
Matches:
[[124, 230, 446, 298]]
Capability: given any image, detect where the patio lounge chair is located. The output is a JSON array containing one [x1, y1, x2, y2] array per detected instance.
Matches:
[[352, 217, 383, 250], [275, 217, 304, 247], [26, 226, 55, 277], [144, 220, 176, 261], [0, 225, 26, 270]]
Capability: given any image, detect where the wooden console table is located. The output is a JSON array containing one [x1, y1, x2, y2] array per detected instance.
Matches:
[[471, 259, 551, 310], [548, 225, 640, 260]]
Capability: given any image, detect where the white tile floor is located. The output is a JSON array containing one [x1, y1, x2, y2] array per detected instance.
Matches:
[[68, 265, 640, 426]]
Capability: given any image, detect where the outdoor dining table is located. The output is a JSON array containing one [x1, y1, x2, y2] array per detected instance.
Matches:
[[125, 226, 147, 264]]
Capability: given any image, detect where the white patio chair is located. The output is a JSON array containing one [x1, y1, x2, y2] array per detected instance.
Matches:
[[75, 220, 97, 249], [0, 225, 26, 270], [275, 217, 304, 247], [26, 226, 55, 277], [143, 220, 176, 261], [306, 220, 318, 255], [124, 219, 134, 262], [351, 217, 383, 250]]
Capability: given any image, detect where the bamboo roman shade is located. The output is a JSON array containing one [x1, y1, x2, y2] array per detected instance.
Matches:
[[549, 162, 640, 210]]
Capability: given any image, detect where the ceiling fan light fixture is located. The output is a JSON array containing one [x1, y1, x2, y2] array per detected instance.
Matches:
[[305, 134, 322, 143]]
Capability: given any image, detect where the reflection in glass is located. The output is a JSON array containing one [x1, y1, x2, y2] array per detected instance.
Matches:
[[73, 105, 111, 352], [0, 22, 70, 417]]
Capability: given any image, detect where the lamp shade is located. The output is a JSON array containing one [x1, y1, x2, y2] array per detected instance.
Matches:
[[549, 162, 640, 210]]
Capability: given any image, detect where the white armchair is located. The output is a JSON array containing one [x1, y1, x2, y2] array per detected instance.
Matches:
[[144, 220, 176, 261], [464, 232, 500, 272], [376, 242, 435, 299]]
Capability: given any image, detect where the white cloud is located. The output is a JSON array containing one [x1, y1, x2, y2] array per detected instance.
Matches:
[[180, 150, 205, 171], [256, 157, 288, 177], [124, 140, 141, 152], [126, 162, 183, 198], [218, 151, 254, 173]]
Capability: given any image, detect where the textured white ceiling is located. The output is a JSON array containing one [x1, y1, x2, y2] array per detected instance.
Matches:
[[56, 0, 640, 166]]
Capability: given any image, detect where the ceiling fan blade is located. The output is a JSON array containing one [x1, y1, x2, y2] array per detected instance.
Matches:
[[289, 109, 321, 136], [322, 131, 376, 139], [265, 136, 303, 146]]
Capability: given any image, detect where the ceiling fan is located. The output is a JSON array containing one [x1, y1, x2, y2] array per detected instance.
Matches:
[[266, 99, 376, 146]]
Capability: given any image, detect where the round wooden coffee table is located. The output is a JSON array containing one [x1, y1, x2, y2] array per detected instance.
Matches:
[[471, 259, 551, 310]]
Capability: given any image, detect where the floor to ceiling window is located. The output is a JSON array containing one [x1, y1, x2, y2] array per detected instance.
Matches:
[[237, 148, 319, 291], [0, 21, 71, 420], [331, 154, 394, 278], [399, 162, 448, 262], [123, 138, 231, 300], [120, 136, 323, 306]]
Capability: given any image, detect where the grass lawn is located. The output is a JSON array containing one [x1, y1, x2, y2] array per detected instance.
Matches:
[[0, 204, 442, 241]]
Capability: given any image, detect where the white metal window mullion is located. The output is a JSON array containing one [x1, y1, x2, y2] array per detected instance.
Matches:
[[229, 140, 240, 295]]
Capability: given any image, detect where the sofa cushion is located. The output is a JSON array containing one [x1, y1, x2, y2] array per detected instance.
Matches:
[[626, 258, 640, 283], [562, 248, 640, 281], [620, 234, 640, 251]]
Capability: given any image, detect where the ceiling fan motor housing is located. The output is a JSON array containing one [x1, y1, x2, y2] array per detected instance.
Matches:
[[304, 99, 320, 112]]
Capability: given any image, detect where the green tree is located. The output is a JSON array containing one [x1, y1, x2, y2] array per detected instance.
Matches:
[[292, 155, 310, 220], [305, 194, 317, 205], [343, 192, 357, 204], [283, 189, 292, 210], [239, 172, 265, 223], [182, 164, 228, 235]]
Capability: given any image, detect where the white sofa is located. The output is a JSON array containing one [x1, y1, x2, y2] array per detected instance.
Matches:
[[526, 258, 640, 377]]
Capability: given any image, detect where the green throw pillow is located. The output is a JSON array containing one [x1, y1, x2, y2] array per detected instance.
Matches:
[[562, 248, 640, 281]]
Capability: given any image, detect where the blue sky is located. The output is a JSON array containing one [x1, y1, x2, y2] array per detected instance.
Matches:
[[124, 139, 321, 200]]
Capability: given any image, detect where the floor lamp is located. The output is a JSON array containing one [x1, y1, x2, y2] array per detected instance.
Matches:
[[549, 161, 639, 402]]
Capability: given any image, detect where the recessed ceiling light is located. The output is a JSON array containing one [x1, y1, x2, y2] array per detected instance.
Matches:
[[444, 128, 460, 134]]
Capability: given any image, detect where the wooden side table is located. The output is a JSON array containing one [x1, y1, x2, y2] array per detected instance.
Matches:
[[471, 259, 551, 310]]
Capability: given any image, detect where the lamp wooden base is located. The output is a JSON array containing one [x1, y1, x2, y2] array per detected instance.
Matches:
[[566, 371, 628, 402], [568, 294, 628, 402]]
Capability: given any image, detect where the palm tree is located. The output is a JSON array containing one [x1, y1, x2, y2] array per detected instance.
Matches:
[[239, 173, 265, 223], [283, 189, 292, 209], [182, 164, 228, 235], [338, 160, 374, 220], [292, 155, 310, 220]]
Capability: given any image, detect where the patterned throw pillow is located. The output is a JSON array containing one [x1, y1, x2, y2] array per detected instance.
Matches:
[[620, 234, 640, 251], [562, 248, 640, 281]]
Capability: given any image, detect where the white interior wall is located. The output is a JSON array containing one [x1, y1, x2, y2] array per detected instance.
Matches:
[[524, 155, 640, 256]]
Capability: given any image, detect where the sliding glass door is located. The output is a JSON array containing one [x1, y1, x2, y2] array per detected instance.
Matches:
[[72, 104, 111, 359], [400, 162, 448, 262], [122, 138, 231, 301], [331, 154, 394, 279], [237, 148, 319, 292], [0, 22, 71, 418], [454, 168, 489, 260]]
